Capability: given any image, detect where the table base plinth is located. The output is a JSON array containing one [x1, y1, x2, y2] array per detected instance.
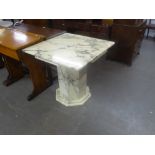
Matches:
[[56, 87, 91, 107]]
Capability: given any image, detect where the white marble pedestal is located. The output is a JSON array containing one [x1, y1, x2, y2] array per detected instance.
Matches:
[[56, 65, 91, 106], [23, 33, 114, 107]]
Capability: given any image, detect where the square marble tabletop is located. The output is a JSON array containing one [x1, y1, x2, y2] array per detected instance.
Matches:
[[23, 33, 114, 70], [23, 33, 114, 106]]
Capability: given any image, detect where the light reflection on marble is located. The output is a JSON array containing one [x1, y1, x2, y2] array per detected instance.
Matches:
[[23, 33, 114, 70], [23, 33, 114, 106]]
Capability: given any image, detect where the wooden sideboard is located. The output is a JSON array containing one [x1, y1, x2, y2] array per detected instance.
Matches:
[[106, 19, 147, 65], [50, 19, 109, 39]]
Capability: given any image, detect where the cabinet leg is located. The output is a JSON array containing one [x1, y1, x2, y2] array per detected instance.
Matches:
[[3, 56, 24, 86], [0, 55, 4, 69], [19, 52, 53, 101]]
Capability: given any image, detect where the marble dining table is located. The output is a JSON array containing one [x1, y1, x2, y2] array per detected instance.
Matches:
[[23, 33, 114, 106]]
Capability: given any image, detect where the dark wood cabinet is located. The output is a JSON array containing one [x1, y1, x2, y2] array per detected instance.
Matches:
[[113, 19, 144, 25], [50, 19, 66, 30], [23, 19, 50, 27], [107, 19, 147, 65], [22, 19, 111, 39], [50, 19, 109, 39]]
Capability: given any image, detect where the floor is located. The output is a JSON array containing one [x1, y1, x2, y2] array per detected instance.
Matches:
[[0, 36, 155, 134]]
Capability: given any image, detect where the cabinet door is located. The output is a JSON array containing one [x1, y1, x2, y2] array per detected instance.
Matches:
[[51, 19, 66, 29]]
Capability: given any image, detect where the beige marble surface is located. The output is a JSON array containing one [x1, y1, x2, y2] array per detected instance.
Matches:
[[23, 33, 114, 70], [23, 33, 114, 106]]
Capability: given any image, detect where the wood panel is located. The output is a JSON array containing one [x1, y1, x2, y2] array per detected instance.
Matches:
[[0, 46, 19, 60], [23, 19, 49, 27], [0, 55, 4, 68], [3, 55, 24, 86], [0, 28, 45, 51], [113, 19, 144, 25], [19, 52, 53, 101], [50, 19, 109, 39], [13, 23, 65, 39]]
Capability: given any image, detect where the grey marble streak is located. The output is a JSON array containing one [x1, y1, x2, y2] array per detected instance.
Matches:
[[23, 33, 114, 70]]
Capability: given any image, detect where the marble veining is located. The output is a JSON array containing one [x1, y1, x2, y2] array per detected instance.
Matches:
[[23, 33, 114, 106], [56, 64, 91, 106], [23, 33, 114, 70]]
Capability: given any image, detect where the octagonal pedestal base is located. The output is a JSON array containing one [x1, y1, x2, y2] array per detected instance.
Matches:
[[56, 87, 91, 107]]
